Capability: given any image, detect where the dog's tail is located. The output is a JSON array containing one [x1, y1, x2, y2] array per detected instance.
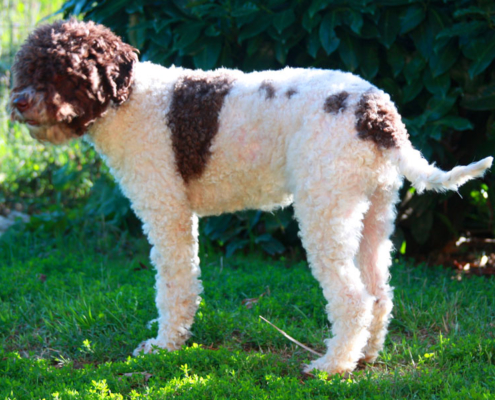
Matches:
[[394, 144, 492, 193]]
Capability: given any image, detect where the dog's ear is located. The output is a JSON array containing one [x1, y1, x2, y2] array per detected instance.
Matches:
[[61, 19, 139, 114], [55, 19, 139, 134], [94, 26, 138, 105]]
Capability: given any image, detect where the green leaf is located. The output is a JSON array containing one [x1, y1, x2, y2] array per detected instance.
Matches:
[[360, 18, 379, 39], [302, 11, 321, 32], [402, 77, 423, 103], [453, 6, 486, 18], [204, 214, 235, 239], [403, 117, 422, 136], [410, 22, 433, 60], [264, 209, 292, 231], [387, 44, 407, 77], [467, 40, 495, 78], [230, 3, 259, 17], [193, 39, 222, 70], [89, 0, 129, 21], [338, 31, 359, 71], [359, 43, 379, 80], [378, 9, 400, 49], [428, 7, 450, 32], [273, 9, 295, 34], [205, 25, 221, 37], [260, 239, 285, 255], [461, 83, 495, 111], [342, 10, 363, 34], [424, 96, 457, 121], [436, 21, 486, 39], [320, 10, 341, 33], [286, 29, 306, 49], [378, 77, 401, 102], [429, 40, 459, 77], [246, 37, 263, 57], [307, 30, 321, 58], [319, 29, 340, 56], [319, 11, 341, 55], [411, 208, 433, 245], [128, 22, 152, 49], [399, 5, 425, 34], [433, 116, 473, 131], [126, 4, 143, 14], [274, 42, 288, 65], [404, 54, 427, 84], [411, 8, 450, 60], [425, 122, 443, 141], [238, 14, 272, 42], [225, 239, 249, 257], [235, 13, 256, 29], [309, 0, 331, 18], [153, 19, 177, 33], [248, 211, 262, 229], [423, 68, 450, 97], [255, 234, 285, 255], [173, 22, 204, 50], [377, 0, 411, 4], [71, 0, 90, 16], [254, 233, 274, 243]]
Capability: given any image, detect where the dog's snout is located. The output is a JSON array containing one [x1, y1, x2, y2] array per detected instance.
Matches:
[[13, 95, 30, 112]]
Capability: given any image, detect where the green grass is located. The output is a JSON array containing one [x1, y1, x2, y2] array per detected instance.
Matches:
[[0, 231, 494, 399]]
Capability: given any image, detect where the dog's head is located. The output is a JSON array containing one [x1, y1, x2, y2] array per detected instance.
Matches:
[[9, 19, 138, 144]]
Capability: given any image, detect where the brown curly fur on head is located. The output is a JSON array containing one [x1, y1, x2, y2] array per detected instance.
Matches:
[[10, 19, 138, 142]]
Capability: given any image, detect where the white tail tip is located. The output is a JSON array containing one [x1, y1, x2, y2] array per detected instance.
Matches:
[[476, 156, 493, 171], [398, 145, 493, 193]]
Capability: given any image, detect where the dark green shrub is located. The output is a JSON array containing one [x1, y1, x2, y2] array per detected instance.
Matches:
[[57, 0, 495, 254]]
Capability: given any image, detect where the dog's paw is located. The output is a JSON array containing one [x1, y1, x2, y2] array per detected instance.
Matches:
[[133, 340, 156, 356], [132, 338, 177, 356], [303, 357, 355, 377], [358, 352, 378, 364]]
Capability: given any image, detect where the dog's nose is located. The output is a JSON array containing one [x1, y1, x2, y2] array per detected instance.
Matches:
[[13, 95, 29, 112]]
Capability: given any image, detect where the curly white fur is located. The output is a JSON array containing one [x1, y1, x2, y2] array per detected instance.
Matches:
[[16, 58, 491, 375]]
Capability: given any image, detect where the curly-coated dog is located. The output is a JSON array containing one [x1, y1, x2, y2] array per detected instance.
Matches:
[[9, 19, 492, 375]]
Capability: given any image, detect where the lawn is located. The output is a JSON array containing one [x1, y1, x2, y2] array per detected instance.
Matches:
[[0, 230, 494, 399]]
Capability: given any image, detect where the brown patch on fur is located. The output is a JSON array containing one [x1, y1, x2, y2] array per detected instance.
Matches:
[[167, 73, 235, 183], [324, 91, 349, 114], [11, 19, 138, 136], [286, 88, 297, 99], [355, 90, 409, 149], [259, 80, 275, 99]]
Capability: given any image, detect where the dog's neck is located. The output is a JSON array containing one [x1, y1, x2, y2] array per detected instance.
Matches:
[[87, 62, 185, 174]]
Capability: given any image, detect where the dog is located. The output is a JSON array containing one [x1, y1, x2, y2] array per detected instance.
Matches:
[[9, 19, 492, 375]]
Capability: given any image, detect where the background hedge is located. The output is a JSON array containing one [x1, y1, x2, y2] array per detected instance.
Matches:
[[53, 0, 495, 255]]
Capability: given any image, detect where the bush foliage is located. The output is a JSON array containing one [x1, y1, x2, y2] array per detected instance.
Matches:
[[8, 0, 494, 255]]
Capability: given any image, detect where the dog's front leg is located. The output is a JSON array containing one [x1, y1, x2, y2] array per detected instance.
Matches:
[[133, 207, 202, 355]]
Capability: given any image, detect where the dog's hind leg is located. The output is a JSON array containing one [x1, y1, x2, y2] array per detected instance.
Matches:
[[291, 167, 375, 375], [356, 179, 400, 363]]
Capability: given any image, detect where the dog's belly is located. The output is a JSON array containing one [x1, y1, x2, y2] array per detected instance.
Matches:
[[186, 164, 292, 216]]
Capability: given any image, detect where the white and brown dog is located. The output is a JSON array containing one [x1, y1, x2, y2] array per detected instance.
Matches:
[[9, 19, 492, 375]]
